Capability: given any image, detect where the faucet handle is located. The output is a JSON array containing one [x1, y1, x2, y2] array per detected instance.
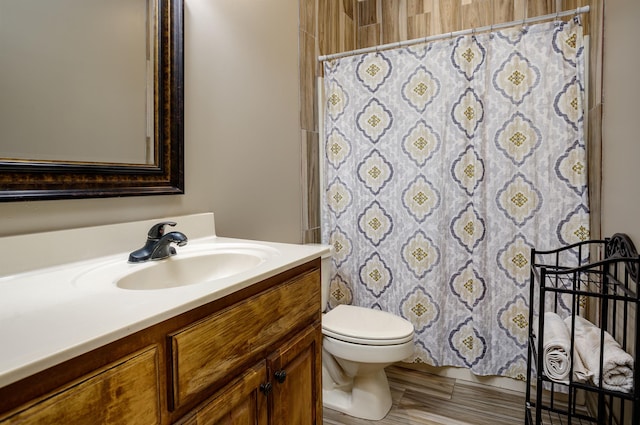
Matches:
[[147, 221, 177, 239]]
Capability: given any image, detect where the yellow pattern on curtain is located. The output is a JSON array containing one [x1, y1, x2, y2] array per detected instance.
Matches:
[[322, 19, 588, 379]]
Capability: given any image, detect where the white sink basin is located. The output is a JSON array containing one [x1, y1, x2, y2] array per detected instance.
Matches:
[[118, 252, 262, 290], [73, 243, 279, 290]]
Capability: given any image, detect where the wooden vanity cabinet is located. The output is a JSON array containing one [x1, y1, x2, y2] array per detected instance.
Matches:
[[0, 260, 322, 425]]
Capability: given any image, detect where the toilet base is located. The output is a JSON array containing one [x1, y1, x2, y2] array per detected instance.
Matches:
[[323, 368, 393, 421]]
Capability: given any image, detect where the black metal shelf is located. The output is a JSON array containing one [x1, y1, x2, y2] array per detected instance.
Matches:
[[525, 404, 596, 424], [525, 234, 640, 425]]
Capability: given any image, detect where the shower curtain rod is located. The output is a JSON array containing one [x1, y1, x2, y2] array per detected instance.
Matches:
[[318, 5, 589, 62]]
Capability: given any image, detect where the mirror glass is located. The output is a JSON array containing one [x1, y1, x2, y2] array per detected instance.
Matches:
[[0, 0, 183, 200], [1, 0, 154, 164]]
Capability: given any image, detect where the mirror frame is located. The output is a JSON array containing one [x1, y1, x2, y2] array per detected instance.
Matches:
[[0, 0, 184, 202]]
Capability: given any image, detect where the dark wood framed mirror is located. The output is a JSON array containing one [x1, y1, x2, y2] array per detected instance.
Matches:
[[0, 0, 183, 201]]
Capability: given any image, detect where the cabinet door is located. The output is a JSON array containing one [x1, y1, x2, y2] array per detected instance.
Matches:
[[0, 347, 160, 425], [178, 361, 268, 425], [267, 323, 322, 425]]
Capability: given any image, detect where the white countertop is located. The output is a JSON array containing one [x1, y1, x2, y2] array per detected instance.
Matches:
[[0, 214, 328, 388]]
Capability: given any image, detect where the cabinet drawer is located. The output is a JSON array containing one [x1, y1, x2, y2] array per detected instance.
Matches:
[[168, 269, 320, 409], [0, 346, 160, 425]]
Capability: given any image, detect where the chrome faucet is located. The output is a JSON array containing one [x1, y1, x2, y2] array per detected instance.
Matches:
[[128, 221, 188, 263]]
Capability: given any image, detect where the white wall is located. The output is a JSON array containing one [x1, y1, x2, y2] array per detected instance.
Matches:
[[601, 0, 640, 244], [185, 0, 302, 242], [0, 0, 303, 244]]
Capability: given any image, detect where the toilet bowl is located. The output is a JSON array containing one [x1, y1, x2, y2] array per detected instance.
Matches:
[[320, 249, 415, 420]]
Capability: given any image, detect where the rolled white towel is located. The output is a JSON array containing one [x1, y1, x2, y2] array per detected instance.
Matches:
[[538, 312, 589, 383], [565, 316, 634, 392]]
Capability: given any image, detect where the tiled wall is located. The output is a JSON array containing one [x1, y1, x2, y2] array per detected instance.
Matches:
[[300, 0, 321, 243], [300, 0, 600, 243], [318, 0, 591, 56]]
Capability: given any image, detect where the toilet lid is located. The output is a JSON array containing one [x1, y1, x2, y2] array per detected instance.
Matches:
[[322, 305, 414, 346]]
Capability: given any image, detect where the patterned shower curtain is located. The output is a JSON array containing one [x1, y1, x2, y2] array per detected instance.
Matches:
[[321, 19, 589, 379]]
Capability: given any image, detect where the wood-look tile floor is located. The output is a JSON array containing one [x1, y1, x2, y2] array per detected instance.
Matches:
[[323, 366, 526, 425]]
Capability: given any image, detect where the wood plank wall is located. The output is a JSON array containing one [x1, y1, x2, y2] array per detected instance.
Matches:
[[319, 0, 590, 56], [300, 0, 322, 243]]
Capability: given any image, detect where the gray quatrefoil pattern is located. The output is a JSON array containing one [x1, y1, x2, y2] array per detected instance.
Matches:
[[322, 19, 589, 379]]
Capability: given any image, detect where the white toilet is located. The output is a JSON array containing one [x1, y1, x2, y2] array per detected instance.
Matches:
[[320, 250, 415, 420]]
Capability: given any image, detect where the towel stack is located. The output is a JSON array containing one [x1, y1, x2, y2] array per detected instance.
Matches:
[[567, 315, 635, 393], [538, 312, 589, 384], [537, 312, 634, 392]]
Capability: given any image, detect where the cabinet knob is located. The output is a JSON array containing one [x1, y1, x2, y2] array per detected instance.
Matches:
[[274, 370, 287, 383], [259, 382, 273, 395]]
